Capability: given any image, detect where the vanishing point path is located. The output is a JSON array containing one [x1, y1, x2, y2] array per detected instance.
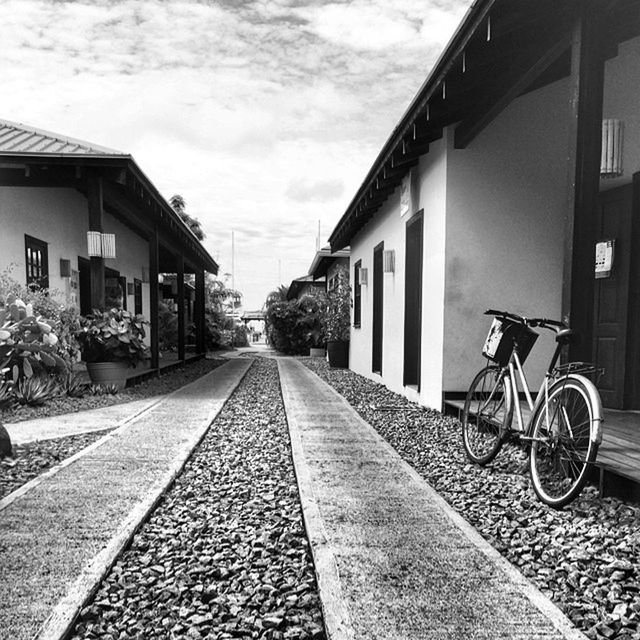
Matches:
[[1, 354, 585, 640]]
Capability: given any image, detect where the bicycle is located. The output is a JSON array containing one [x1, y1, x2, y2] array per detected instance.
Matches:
[[461, 309, 603, 508]]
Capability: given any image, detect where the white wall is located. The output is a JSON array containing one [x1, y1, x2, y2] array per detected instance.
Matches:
[[444, 78, 570, 392], [602, 35, 640, 191], [0, 186, 150, 318], [349, 136, 449, 408]]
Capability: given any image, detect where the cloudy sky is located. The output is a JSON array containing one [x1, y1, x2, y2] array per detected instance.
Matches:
[[1, 0, 470, 309]]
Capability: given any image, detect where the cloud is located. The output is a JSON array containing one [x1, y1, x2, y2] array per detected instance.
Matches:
[[285, 178, 344, 203], [0, 0, 472, 308]]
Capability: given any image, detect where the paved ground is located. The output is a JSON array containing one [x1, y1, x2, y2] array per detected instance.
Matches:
[[0, 358, 252, 640], [278, 358, 586, 640], [1, 353, 587, 640]]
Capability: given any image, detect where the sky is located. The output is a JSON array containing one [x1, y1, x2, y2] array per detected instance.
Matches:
[[1, 0, 471, 310]]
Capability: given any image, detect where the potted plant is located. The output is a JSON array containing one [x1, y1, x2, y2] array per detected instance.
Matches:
[[76, 308, 149, 389], [324, 266, 351, 368], [297, 291, 327, 357]]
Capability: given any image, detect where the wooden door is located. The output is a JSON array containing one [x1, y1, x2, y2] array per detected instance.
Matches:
[[593, 184, 633, 408], [78, 257, 91, 315], [404, 212, 423, 388], [372, 242, 384, 374]]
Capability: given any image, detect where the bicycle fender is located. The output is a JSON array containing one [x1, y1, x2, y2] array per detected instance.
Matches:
[[565, 373, 604, 445]]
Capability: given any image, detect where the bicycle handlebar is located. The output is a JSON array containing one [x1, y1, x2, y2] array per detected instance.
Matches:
[[484, 309, 567, 331]]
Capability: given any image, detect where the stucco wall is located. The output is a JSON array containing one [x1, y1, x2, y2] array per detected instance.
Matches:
[[349, 136, 449, 408], [444, 79, 570, 392], [601, 35, 640, 191], [0, 186, 150, 317]]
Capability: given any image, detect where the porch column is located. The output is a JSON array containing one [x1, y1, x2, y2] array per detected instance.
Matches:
[[149, 228, 159, 371], [87, 173, 105, 311], [562, 2, 605, 362], [195, 268, 205, 354], [177, 255, 185, 361]]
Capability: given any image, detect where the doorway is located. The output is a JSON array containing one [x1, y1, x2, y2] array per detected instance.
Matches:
[[372, 242, 384, 374], [592, 178, 640, 409], [404, 211, 423, 388]]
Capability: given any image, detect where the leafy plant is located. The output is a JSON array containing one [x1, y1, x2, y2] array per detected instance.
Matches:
[[0, 296, 68, 384], [13, 376, 59, 406], [324, 265, 351, 342], [89, 384, 119, 396], [0, 380, 14, 409], [76, 309, 149, 367], [60, 372, 88, 398]]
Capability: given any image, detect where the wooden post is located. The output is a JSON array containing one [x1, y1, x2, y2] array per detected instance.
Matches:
[[177, 255, 185, 361], [562, 2, 605, 362], [195, 269, 205, 354], [87, 173, 105, 311], [149, 228, 159, 371]]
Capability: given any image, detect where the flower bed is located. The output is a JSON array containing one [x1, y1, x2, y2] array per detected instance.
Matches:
[[303, 358, 640, 640]]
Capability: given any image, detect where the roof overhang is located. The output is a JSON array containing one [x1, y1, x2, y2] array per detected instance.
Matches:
[[308, 247, 350, 279], [329, 0, 640, 251], [0, 152, 218, 274]]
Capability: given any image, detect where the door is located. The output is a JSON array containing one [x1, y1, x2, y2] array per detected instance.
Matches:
[[404, 211, 423, 388], [592, 184, 633, 408], [78, 257, 91, 315], [372, 242, 384, 374]]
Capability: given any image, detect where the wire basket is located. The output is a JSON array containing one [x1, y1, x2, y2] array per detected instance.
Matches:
[[482, 318, 538, 367]]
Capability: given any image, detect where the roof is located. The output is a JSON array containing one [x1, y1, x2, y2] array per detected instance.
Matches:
[[286, 275, 325, 301], [242, 310, 265, 321], [0, 119, 218, 274], [328, 0, 640, 250], [308, 246, 350, 280], [0, 119, 126, 156]]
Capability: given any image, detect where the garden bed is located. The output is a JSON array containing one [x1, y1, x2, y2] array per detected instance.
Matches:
[[303, 358, 640, 640]]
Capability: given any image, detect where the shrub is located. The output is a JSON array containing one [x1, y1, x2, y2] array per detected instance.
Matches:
[[13, 375, 59, 406]]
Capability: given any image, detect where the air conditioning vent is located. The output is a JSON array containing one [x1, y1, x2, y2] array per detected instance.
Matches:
[[383, 250, 395, 273]]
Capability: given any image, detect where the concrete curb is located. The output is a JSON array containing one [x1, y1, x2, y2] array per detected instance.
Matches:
[[278, 360, 356, 640], [292, 361, 587, 640], [34, 358, 253, 640]]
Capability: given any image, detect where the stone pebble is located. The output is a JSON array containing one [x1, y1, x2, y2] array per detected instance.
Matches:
[[68, 357, 326, 640], [304, 358, 640, 640]]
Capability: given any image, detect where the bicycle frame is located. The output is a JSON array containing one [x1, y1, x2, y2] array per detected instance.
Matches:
[[505, 349, 547, 436]]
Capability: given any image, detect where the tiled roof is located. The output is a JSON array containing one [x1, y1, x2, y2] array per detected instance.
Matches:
[[0, 119, 126, 156]]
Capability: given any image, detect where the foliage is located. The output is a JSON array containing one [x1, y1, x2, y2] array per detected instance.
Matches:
[[0, 380, 14, 409], [89, 383, 119, 396], [324, 265, 351, 342], [202, 275, 245, 350], [0, 296, 68, 384], [61, 372, 88, 398], [13, 375, 59, 406], [76, 308, 149, 367], [169, 194, 205, 241], [264, 290, 326, 355], [158, 301, 178, 352]]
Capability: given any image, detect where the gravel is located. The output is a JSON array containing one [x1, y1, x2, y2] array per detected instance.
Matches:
[[0, 429, 112, 500], [303, 358, 640, 640], [68, 357, 326, 640], [2, 357, 227, 424]]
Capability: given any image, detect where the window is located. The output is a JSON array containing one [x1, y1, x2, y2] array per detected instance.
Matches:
[[25, 235, 49, 289], [353, 260, 362, 328], [134, 278, 143, 315]]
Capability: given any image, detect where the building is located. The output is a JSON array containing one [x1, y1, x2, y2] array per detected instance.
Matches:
[[308, 246, 350, 293], [0, 119, 218, 370], [328, 0, 640, 413]]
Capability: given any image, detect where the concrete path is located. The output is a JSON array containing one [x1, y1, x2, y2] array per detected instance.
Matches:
[[0, 358, 251, 640], [5, 396, 164, 445], [278, 358, 586, 640]]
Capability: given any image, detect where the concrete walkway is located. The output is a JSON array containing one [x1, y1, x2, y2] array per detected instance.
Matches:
[[278, 358, 586, 640], [0, 358, 251, 640]]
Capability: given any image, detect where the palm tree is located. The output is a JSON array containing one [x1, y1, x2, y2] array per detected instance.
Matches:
[[169, 194, 205, 241]]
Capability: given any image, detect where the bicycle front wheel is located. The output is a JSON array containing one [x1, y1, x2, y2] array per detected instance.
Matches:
[[529, 376, 601, 508], [462, 366, 511, 465]]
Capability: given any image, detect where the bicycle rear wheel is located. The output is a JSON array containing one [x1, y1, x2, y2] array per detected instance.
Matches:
[[462, 366, 511, 465], [529, 376, 601, 508]]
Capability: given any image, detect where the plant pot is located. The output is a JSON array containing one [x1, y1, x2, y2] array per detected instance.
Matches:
[[327, 340, 349, 368], [309, 347, 326, 358], [86, 362, 129, 390]]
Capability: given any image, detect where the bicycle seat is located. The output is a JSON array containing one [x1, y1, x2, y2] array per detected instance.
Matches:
[[555, 328, 576, 344]]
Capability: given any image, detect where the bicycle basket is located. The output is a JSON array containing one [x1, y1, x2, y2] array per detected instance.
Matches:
[[482, 318, 538, 366]]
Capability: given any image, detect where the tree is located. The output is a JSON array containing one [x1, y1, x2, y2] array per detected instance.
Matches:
[[169, 194, 205, 241]]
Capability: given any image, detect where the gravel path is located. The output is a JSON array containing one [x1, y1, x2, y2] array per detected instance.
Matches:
[[303, 359, 640, 640], [68, 357, 326, 640]]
